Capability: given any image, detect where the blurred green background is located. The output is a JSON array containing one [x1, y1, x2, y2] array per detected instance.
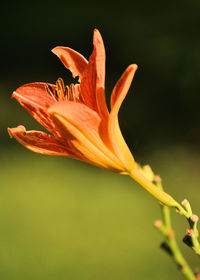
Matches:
[[1, 0, 200, 279]]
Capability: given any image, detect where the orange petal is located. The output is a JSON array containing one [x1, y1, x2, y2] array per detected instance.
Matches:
[[52, 47, 88, 81], [12, 83, 58, 135], [13, 82, 56, 109], [48, 101, 124, 172], [7, 125, 75, 156], [108, 64, 138, 172], [80, 29, 109, 119]]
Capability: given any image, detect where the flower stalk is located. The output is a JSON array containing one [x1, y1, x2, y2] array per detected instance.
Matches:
[[154, 179, 196, 280], [130, 164, 200, 278], [128, 146, 200, 259], [129, 165, 179, 207]]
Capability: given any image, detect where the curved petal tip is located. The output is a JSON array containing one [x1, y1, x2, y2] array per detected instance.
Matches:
[[8, 125, 26, 138], [51, 46, 88, 80], [110, 63, 138, 110], [93, 29, 103, 43], [129, 64, 138, 71]]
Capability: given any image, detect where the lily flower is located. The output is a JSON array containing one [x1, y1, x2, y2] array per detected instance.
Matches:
[[8, 29, 137, 174], [8, 29, 178, 207]]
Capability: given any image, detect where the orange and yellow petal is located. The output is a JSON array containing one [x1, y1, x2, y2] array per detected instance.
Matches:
[[48, 101, 124, 172], [52, 47, 88, 81], [80, 29, 109, 119], [12, 83, 62, 136], [108, 64, 138, 172], [13, 82, 56, 109], [8, 125, 73, 156]]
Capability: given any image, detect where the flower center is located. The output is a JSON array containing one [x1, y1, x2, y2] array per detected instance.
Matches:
[[46, 78, 82, 102]]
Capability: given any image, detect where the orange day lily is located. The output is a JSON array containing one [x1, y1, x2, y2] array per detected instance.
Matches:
[[8, 29, 178, 207], [8, 29, 137, 174]]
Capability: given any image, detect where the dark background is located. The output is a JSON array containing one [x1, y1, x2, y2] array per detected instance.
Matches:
[[1, 1, 200, 279], [2, 0, 200, 151]]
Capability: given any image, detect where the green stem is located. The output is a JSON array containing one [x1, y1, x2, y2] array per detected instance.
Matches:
[[129, 164, 200, 256], [155, 181, 196, 280], [130, 166, 190, 217], [167, 234, 196, 280], [129, 167, 178, 207], [182, 201, 200, 255]]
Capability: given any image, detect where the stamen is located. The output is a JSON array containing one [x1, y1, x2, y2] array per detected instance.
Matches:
[[69, 84, 75, 101], [46, 78, 82, 102], [56, 78, 66, 101], [46, 84, 57, 100], [65, 86, 70, 101]]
